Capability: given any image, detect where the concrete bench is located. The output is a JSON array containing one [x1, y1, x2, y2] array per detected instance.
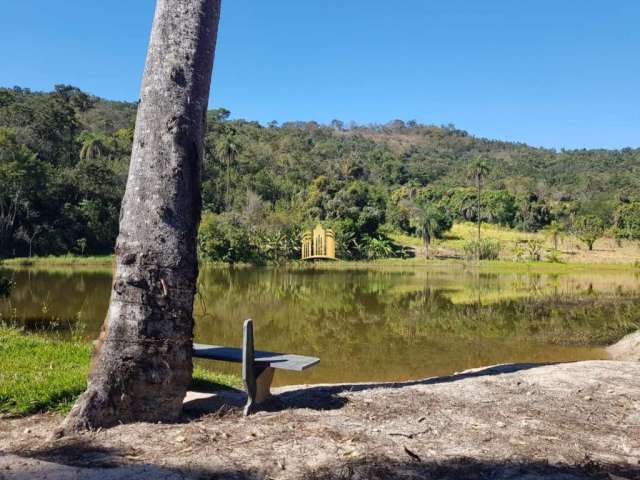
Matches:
[[193, 319, 320, 415]]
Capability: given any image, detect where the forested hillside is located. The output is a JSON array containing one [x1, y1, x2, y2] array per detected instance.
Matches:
[[1, 85, 639, 261]]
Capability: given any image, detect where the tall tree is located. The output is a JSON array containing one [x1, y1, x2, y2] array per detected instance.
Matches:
[[469, 158, 490, 246], [59, 0, 221, 433], [215, 135, 240, 210]]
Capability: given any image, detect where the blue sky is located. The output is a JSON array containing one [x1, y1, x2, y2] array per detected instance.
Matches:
[[1, 1, 639, 149]]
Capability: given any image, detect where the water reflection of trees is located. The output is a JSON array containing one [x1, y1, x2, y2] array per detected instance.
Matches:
[[195, 268, 640, 354], [3, 266, 640, 383], [0, 269, 111, 334]]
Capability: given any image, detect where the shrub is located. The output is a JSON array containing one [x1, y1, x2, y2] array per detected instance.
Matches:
[[198, 209, 302, 265], [524, 239, 544, 261], [462, 239, 501, 260], [512, 243, 526, 262], [0, 276, 13, 298], [481, 190, 518, 226], [613, 201, 640, 240], [361, 235, 394, 260], [516, 194, 552, 232], [198, 212, 258, 265]]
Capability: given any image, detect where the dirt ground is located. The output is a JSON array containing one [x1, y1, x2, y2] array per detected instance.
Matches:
[[608, 331, 640, 362], [1, 355, 639, 480]]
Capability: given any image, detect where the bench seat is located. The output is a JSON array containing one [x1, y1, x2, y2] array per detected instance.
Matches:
[[193, 344, 319, 371]]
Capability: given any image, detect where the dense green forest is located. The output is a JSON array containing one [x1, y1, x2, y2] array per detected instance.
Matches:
[[1, 85, 639, 262]]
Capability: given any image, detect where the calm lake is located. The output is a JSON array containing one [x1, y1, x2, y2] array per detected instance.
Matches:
[[2, 264, 639, 386]]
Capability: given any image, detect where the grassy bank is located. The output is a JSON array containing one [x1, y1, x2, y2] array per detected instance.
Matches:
[[3, 256, 638, 276], [0, 326, 241, 416], [1, 255, 113, 268], [293, 257, 638, 273]]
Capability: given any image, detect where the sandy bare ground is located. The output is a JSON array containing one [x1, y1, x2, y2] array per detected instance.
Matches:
[[1, 358, 639, 479], [608, 331, 640, 362]]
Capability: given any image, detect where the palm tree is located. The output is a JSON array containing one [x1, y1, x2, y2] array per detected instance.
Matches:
[[468, 158, 490, 245], [415, 205, 451, 259], [216, 136, 240, 209], [79, 133, 107, 160], [60, 0, 222, 434], [544, 221, 564, 252], [419, 214, 438, 259]]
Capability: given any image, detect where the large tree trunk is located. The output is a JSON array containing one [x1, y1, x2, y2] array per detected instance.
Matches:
[[59, 0, 221, 433]]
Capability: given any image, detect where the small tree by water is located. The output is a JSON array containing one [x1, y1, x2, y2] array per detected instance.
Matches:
[[573, 214, 605, 251]]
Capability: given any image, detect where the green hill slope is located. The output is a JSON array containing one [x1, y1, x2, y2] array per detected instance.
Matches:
[[1, 85, 639, 260]]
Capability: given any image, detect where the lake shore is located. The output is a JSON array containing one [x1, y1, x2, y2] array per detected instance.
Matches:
[[2, 325, 636, 418], [4, 222, 640, 270], [3, 265, 638, 386], [2, 261, 639, 477], [1, 358, 639, 479], [2, 254, 639, 273]]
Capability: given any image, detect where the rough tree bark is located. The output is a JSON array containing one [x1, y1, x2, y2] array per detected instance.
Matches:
[[59, 0, 221, 433]]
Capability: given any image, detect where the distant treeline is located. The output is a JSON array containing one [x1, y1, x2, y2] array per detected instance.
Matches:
[[1, 85, 639, 262]]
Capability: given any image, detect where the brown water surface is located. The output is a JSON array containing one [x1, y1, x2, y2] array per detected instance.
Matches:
[[2, 265, 639, 385]]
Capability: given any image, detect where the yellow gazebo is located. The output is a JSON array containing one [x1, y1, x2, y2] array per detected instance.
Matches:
[[301, 224, 336, 260]]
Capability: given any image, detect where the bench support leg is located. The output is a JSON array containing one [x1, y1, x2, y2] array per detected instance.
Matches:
[[244, 366, 274, 416], [242, 319, 275, 416], [255, 366, 274, 404]]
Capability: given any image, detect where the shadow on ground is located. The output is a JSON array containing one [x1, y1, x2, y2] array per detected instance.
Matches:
[[304, 456, 640, 480], [10, 361, 637, 479], [10, 444, 640, 480], [185, 362, 548, 416]]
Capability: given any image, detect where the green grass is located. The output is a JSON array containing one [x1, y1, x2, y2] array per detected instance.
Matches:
[[1, 255, 113, 268], [0, 327, 91, 414], [444, 222, 541, 247], [191, 366, 241, 393], [0, 326, 241, 416], [390, 222, 539, 249]]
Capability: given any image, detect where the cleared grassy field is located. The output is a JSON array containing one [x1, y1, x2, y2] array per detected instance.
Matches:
[[392, 221, 640, 265], [0, 326, 240, 415]]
